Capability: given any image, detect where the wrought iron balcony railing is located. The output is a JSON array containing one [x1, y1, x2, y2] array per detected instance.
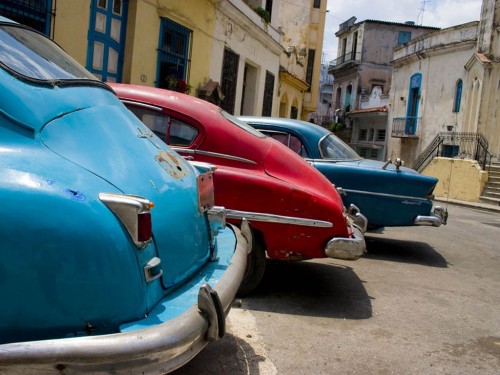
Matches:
[[328, 52, 362, 71], [391, 116, 421, 138]]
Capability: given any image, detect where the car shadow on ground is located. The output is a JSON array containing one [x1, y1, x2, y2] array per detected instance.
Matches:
[[170, 332, 264, 375], [241, 260, 372, 320], [364, 235, 448, 268]]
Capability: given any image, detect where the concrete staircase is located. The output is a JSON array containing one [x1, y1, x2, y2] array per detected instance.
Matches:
[[480, 162, 500, 206]]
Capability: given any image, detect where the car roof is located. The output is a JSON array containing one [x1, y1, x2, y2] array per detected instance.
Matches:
[[109, 83, 222, 122], [239, 116, 330, 141]]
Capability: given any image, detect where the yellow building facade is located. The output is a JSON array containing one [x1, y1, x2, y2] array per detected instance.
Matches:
[[52, 0, 215, 93], [277, 0, 327, 120], [2, 0, 326, 119]]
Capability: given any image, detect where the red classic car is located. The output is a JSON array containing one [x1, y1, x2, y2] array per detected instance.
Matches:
[[109, 83, 366, 295]]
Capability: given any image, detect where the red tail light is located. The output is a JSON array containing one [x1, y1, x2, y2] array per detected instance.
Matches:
[[138, 212, 152, 242]]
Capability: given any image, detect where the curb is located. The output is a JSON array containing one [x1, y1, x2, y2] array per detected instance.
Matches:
[[435, 197, 500, 214]]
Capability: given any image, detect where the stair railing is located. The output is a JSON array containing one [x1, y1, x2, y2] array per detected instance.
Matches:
[[412, 132, 492, 172]]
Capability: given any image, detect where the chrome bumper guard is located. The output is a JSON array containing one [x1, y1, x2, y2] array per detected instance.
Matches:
[[346, 204, 368, 233], [0, 222, 251, 375], [414, 205, 448, 227], [325, 224, 366, 261]]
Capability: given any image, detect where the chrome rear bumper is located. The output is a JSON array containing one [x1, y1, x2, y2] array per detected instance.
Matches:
[[325, 224, 366, 260], [0, 223, 250, 374], [414, 206, 448, 227]]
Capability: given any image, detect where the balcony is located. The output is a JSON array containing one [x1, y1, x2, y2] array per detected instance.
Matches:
[[391, 117, 421, 138], [328, 51, 362, 74]]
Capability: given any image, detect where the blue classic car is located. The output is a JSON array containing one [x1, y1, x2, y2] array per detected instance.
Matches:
[[0, 16, 249, 373], [240, 116, 447, 229]]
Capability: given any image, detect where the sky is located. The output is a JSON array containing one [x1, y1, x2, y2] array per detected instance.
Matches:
[[322, 0, 483, 63]]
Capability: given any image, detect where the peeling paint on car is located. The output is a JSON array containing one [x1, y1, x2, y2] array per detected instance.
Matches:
[[64, 188, 86, 201], [155, 151, 189, 179]]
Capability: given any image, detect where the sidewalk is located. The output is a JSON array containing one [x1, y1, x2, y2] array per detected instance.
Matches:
[[435, 197, 500, 214]]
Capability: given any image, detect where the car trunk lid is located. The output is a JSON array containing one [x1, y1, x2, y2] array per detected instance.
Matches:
[[40, 104, 212, 293]]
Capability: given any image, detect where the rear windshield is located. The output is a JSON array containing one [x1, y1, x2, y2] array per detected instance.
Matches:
[[221, 110, 266, 138], [0, 23, 97, 81], [319, 133, 361, 160]]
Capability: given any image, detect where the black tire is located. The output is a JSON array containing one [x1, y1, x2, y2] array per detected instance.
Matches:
[[236, 230, 267, 297]]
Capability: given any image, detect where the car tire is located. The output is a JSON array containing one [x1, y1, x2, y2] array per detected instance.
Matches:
[[236, 230, 266, 297]]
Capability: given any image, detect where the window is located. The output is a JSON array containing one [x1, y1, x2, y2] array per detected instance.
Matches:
[[358, 148, 380, 159], [341, 38, 347, 63], [305, 49, 315, 89], [261, 131, 309, 157], [125, 105, 199, 147], [313, 0, 321, 8], [220, 48, 239, 114], [128, 106, 168, 140], [398, 31, 412, 45], [290, 106, 298, 119], [453, 79, 463, 112], [265, 0, 273, 20], [359, 129, 368, 141], [87, 0, 127, 82], [169, 119, 198, 146], [157, 18, 191, 89], [320, 134, 360, 160], [376, 129, 386, 142], [0, 24, 97, 82], [262, 71, 275, 116], [0, 0, 52, 35]]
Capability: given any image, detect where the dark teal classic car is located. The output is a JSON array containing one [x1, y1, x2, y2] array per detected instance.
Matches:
[[0, 16, 249, 373], [240, 116, 447, 230]]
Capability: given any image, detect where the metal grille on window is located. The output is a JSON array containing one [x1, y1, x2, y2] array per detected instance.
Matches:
[[262, 71, 275, 116], [220, 48, 239, 115], [158, 18, 191, 90], [0, 0, 51, 35]]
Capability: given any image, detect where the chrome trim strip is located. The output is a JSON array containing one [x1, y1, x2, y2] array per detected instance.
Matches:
[[341, 188, 430, 202], [317, 134, 330, 159], [173, 148, 257, 165], [120, 99, 163, 112], [99, 193, 152, 249], [225, 209, 333, 228], [0, 224, 249, 374]]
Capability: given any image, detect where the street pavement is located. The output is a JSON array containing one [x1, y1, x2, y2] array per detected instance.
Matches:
[[172, 202, 500, 375]]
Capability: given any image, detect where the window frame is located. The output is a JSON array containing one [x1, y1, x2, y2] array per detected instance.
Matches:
[[157, 18, 191, 89], [398, 31, 412, 45], [453, 79, 463, 113], [0, 0, 52, 35]]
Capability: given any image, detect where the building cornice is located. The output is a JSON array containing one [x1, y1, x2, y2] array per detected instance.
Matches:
[[218, 0, 284, 55], [465, 52, 492, 71], [279, 68, 309, 91]]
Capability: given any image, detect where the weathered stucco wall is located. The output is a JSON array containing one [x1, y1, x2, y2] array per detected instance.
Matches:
[[52, 0, 91, 65], [387, 22, 479, 166], [210, 0, 283, 115], [422, 157, 488, 202], [124, 0, 215, 88]]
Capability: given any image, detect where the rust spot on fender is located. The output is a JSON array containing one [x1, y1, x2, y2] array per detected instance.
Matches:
[[155, 151, 188, 179]]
